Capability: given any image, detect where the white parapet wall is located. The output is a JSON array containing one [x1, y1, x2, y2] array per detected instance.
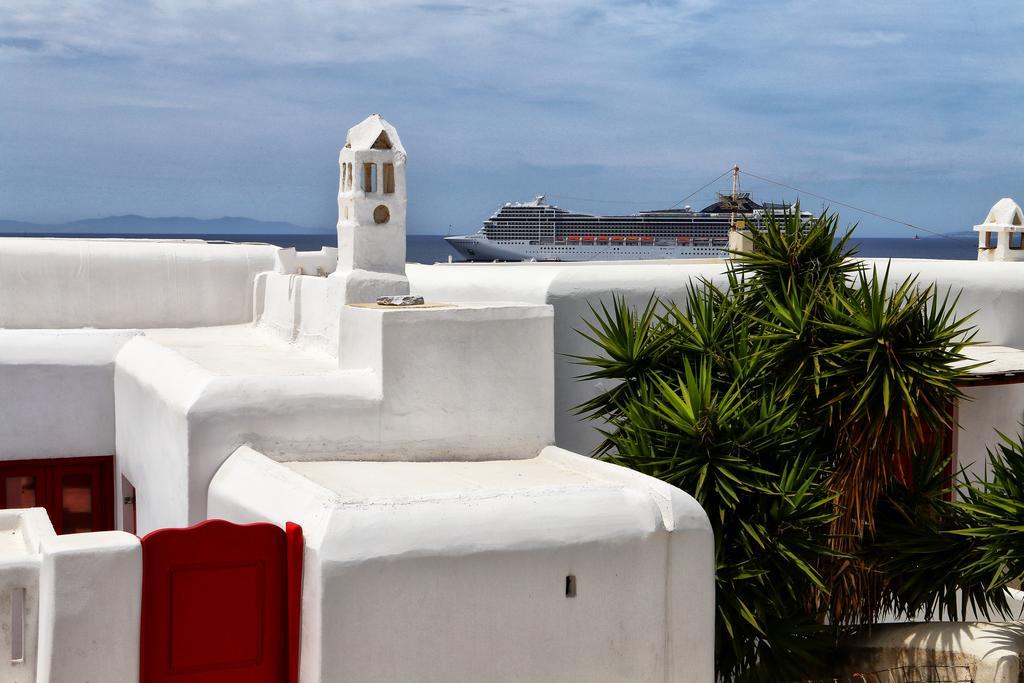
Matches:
[[253, 272, 347, 352], [0, 330, 137, 461], [0, 238, 278, 329], [409, 258, 1024, 464], [0, 508, 54, 683], [408, 260, 734, 454], [273, 246, 338, 276], [35, 531, 141, 683], [209, 445, 715, 682], [115, 301, 554, 531]]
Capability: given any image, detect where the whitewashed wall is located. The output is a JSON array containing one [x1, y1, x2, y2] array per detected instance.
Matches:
[[209, 446, 715, 683], [957, 384, 1024, 485], [115, 303, 554, 532], [410, 258, 1024, 466], [408, 261, 730, 454], [36, 531, 141, 683], [0, 238, 277, 329], [0, 508, 53, 683], [0, 331, 135, 461]]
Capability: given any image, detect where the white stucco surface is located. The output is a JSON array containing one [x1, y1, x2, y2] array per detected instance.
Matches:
[[35, 531, 141, 683], [409, 258, 1024, 456], [408, 260, 731, 454], [209, 445, 715, 682], [0, 330, 136, 461], [253, 272, 347, 353], [958, 345, 1024, 379], [0, 509, 53, 683], [0, 238, 277, 329], [115, 302, 554, 532], [274, 246, 338, 276], [956, 384, 1024, 485], [844, 621, 1024, 683]]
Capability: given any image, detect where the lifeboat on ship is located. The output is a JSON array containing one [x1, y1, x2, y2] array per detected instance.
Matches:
[[582, 236, 595, 242], [640, 237, 654, 243], [611, 236, 625, 242], [676, 237, 691, 244], [567, 236, 581, 242]]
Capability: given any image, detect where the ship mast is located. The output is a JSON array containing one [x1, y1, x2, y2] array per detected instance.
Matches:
[[730, 164, 740, 229]]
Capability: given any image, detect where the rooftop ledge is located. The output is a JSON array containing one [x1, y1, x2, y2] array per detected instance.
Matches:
[[956, 345, 1024, 386]]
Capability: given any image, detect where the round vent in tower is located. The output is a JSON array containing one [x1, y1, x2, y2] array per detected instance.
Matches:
[[373, 205, 391, 224]]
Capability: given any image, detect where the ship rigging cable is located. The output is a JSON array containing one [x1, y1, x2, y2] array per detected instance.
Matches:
[[549, 168, 973, 243], [740, 169, 973, 243]]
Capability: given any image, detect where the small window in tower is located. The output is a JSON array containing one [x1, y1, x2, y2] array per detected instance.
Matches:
[[373, 205, 390, 224], [985, 231, 998, 249], [347, 163, 354, 191], [1011, 231, 1023, 250], [363, 163, 377, 193], [371, 131, 392, 150], [383, 163, 395, 194]]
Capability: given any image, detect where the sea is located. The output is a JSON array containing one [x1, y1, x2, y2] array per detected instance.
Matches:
[[0, 232, 979, 263]]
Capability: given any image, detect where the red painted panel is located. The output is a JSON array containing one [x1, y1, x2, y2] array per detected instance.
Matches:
[[140, 520, 289, 683], [286, 522, 304, 683], [169, 563, 264, 672]]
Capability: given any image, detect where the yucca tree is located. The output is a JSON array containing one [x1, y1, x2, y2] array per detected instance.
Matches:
[[867, 448, 1011, 622], [955, 431, 1024, 598], [578, 292, 836, 681], [575, 208, 996, 678], [811, 267, 976, 623]]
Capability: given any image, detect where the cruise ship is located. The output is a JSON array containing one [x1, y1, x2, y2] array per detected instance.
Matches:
[[445, 193, 810, 262]]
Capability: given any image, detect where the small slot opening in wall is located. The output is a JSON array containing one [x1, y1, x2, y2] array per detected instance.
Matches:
[[11, 587, 24, 662], [362, 162, 377, 193], [565, 575, 576, 598], [121, 475, 137, 535]]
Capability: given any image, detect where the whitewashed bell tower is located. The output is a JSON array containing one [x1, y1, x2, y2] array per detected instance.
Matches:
[[331, 114, 410, 302]]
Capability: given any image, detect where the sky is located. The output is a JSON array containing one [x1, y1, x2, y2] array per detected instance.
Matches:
[[1, 1, 1023, 237]]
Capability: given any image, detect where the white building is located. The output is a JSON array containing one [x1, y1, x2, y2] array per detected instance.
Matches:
[[2, 115, 1024, 682], [0, 116, 714, 683]]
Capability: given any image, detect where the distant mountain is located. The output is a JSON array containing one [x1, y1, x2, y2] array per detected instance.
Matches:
[[0, 215, 332, 235]]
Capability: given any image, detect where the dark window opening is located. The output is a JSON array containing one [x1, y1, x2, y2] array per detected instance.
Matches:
[[121, 475, 137, 535], [362, 163, 377, 193], [0, 456, 114, 534]]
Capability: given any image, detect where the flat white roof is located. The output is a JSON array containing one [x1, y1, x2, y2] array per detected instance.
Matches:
[[956, 345, 1024, 383], [143, 324, 336, 376], [282, 455, 614, 502]]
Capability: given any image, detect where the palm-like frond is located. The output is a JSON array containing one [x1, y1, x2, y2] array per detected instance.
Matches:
[[572, 207, 998, 679]]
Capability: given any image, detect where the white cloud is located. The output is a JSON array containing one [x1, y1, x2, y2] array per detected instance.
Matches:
[[2, 0, 1024, 234], [827, 29, 907, 48]]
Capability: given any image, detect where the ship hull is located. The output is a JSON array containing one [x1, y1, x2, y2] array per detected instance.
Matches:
[[445, 236, 727, 262]]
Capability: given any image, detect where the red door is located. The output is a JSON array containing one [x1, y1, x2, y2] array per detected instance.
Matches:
[[140, 519, 303, 683], [0, 456, 114, 534]]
